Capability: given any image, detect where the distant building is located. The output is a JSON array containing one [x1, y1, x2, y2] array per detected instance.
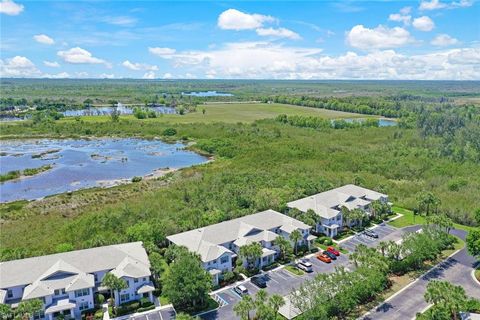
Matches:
[[0, 242, 154, 320], [167, 210, 316, 285], [287, 184, 389, 237]]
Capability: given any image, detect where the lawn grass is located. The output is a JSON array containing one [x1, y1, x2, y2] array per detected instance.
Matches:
[[389, 206, 475, 232], [159, 295, 170, 306], [56, 102, 371, 125], [316, 243, 349, 254], [475, 268, 480, 282], [284, 265, 305, 276]]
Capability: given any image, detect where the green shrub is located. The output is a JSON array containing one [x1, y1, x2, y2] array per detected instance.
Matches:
[[162, 128, 177, 136], [94, 309, 104, 320], [139, 297, 152, 308], [94, 293, 105, 305], [131, 176, 142, 182], [137, 305, 155, 313], [115, 301, 140, 316]]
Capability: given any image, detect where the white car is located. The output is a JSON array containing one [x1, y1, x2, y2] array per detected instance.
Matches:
[[234, 285, 248, 296], [296, 259, 313, 273]]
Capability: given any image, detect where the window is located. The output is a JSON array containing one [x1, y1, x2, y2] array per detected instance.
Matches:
[[220, 256, 229, 264], [54, 289, 59, 296], [7, 289, 13, 298], [134, 278, 139, 283], [120, 294, 130, 303], [75, 288, 89, 298], [94, 274, 98, 282], [143, 277, 147, 282], [79, 301, 89, 311], [33, 311, 45, 320]]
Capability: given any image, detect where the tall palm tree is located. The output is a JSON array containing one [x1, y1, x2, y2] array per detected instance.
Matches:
[[101, 273, 127, 306], [234, 295, 254, 320], [378, 241, 389, 257], [274, 236, 291, 261], [289, 229, 302, 255], [268, 294, 285, 319]]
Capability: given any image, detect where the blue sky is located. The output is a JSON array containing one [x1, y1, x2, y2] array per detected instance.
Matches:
[[1, 0, 479, 79]]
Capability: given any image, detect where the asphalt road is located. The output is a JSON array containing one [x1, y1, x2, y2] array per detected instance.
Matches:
[[129, 305, 177, 320], [363, 229, 480, 320]]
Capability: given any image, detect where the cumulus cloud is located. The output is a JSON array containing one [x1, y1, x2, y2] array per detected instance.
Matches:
[[43, 61, 60, 68], [33, 34, 55, 45], [431, 34, 459, 46], [217, 8, 275, 30], [142, 71, 156, 79], [162, 73, 173, 79], [43, 72, 70, 79], [122, 60, 158, 71], [0, 0, 24, 15], [256, 27, 301, 40], [156, 41, 479, 80], [57, 47, 109, 66], [388, 7, 411, 25], [0, 56, 41, 77], [346, 25, 414, 50], [419, 0, 473, 10], [412, 16, 435, 31], [99, 73, 115, 79], [148, 47, 176, 58]]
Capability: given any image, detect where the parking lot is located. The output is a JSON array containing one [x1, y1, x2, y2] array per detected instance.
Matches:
[[340, 224, 400, 252], [129, 305, 176, 320], [202, 249, 351, 320]]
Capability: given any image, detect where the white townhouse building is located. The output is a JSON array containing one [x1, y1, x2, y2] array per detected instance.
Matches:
[[287, 184, 389, 238], [0, 242, 155, 320], [167, 209, 316, 285]]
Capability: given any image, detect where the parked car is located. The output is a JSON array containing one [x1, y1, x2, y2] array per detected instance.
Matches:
[[234, 285, 248, 295], [296, 259, 313, 272], [326, 246, 340, 256], [316, 253, 332, 263], [323, 250, 337, 260], [364, 229, 379, 238], [251, 275, 267, 288]]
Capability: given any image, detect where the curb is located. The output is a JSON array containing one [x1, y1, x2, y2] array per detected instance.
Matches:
[[360, 246, 463, 319], [471, 269, 480, 287]]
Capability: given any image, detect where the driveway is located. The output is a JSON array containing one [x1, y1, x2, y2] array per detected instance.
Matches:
[[363, 229, 480, 320], [128, 305, 177, 320]]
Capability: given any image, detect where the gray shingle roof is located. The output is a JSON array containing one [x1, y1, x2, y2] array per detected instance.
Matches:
[[167, 210, 310, 262], [287, 184, 387, 219], [0, 242, 150, 289]]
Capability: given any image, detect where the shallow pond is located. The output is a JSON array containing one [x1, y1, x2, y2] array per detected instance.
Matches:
[[0, 138, 207, 202], [181, 91, 233, 97], [335, 118, 397, 127]]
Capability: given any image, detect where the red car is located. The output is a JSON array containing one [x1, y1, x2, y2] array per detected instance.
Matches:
[[316, 253, 332, 263], [327, 246, 340, 256]]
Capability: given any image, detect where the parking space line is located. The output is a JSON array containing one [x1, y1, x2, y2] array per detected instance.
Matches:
[[229, 289, 243, 299]]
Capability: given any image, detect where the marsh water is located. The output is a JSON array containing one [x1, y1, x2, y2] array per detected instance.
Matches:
[[181, 91, 233, 97], [0, 138, 207, 202]]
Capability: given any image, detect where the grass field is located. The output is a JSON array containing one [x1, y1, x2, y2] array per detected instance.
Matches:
[[55, 103, 370, 124], [389, 206, 475, 232]]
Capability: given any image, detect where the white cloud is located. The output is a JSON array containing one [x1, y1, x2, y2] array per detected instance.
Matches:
[[148, 47, 176, 58], [57, 47, 109, 66], [157, 41, 479, 80], [346, 25, 414, 50], [431, 34, 459, 46], [419, 0, 473, 10], [0, 0, 24, 15], [412, 16, 435, 31], [99, 73, 115, 79], [43, 72, 70, 79], [256, 27, 301, 40], [33, 34, 55, 45], [0, 56, 41, 77], [102, 16, 137, 26], [162, 73, 173, 79], [122, 60, 158, 71], [43, 61, 60, 68], [217, 8, 275, 30], [142, 71, 156, 79], [388, 7, 411, 25]]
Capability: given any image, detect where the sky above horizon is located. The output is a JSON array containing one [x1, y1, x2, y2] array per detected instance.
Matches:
[[1, 0, 479, 80]]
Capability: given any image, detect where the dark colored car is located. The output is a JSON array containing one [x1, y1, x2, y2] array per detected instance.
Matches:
[[364, 229, 379, 238], [251, 275, 267, 288], [323, 250, 337, 260]]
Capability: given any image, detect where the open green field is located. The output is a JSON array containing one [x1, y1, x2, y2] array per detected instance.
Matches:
[[56, 102, 369, 124]]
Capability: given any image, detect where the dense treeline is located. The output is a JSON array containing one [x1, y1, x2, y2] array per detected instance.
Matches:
[[1, 116, 479, 260], [275, 114, 380, 129]]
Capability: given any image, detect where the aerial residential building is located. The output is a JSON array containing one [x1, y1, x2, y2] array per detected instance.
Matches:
[[0, 242, 154, 320], [166, 209, 315, 285], [287, 184, 389, 237]]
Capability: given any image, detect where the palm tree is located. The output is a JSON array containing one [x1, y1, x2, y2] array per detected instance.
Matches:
[[101, 273, 128, 306], [268, 294, 285, 319], [341, 206, 352, 228], [274, 236, 291, 261], [425, 281, 468, 320], [16, 299, 43, 320], [239, 243, 263, 271], [234, 295, 254, 320], [378, 241, 389, 257], [290, 229, 302, 255]]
